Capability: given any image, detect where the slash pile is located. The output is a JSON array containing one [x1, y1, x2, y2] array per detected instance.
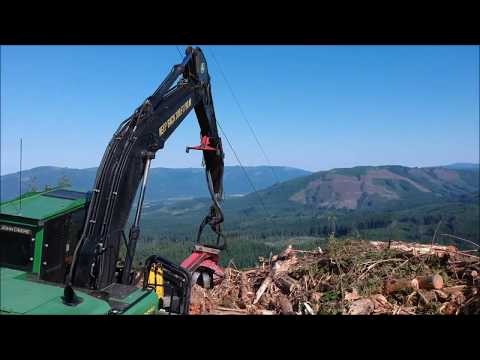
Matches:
[[189, 239, 480, 315]]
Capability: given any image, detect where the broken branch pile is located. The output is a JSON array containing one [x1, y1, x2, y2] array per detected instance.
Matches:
[[189, 239, 479, 315]]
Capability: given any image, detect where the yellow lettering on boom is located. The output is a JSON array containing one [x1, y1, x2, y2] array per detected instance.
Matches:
[[159, 98, 192, 136]]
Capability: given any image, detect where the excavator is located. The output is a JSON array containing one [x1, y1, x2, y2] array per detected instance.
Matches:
[[0, 46, 226, 315]]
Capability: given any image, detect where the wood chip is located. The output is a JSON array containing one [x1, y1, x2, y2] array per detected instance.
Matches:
[[345, 288, 360, 302], [310, 292, 323, 302], [348, 298, 375, 315]]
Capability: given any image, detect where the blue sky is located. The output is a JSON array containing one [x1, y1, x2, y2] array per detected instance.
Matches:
[[1, 45, 478, 175]]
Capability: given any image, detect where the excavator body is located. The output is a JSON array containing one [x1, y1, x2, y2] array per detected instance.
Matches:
[[1, 46, 226, 315], [0, 188, 214, 315]]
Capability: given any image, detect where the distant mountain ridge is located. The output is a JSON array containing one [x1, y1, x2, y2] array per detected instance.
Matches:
[[140, 164, 479, 219], [0, 165, 311, 202], [247, 164, 479, 211], [2, 163, 477, 208], [442, 163, 479, 171]]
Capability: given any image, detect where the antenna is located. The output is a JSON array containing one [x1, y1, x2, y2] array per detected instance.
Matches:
[[19, 138, 22, 213]]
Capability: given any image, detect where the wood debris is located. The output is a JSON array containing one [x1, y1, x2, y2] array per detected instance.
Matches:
[[344, 288, 360, 302], [188, 239, 480, 315]]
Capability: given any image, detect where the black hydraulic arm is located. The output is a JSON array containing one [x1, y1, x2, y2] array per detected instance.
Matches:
[[67, 47, 225, 290]]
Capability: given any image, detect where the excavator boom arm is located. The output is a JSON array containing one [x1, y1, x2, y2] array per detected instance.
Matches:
[[68, 47, 224, 290]]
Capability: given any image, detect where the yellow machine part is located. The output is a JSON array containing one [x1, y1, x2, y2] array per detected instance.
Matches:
[[147, 264, 164, 299]]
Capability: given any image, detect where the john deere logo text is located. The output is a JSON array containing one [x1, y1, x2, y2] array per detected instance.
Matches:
[[0, 224, 32, 236], [159, 98, 192, 136]]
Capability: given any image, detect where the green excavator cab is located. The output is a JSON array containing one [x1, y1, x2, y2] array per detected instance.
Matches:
[[0, 188, 88, 281]]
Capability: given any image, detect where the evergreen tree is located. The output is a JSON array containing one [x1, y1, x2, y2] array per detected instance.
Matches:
[[58, 175, 71, 188]]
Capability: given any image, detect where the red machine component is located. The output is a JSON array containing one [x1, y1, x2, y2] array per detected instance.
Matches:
[[180, 245, 225, 288], [186, 136, 218, 153]]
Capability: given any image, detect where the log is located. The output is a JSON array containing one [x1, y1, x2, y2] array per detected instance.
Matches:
[[214, 306, 248, 315], [394, 306, 417, 315], [413, 275, 444, 290], [371, 241, 480, 261], [273, 257, 298, 273], [384, 274, 444, 294], [370, 241, 457, 257], [384, 278, 415, 295], [257, 310, 276, 315], [441, 285, 467, 295], [240, 272, 251, 307], [253, 275, 272, 304], [253, 256, 298, 304], [273, 273, 299, 294]]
